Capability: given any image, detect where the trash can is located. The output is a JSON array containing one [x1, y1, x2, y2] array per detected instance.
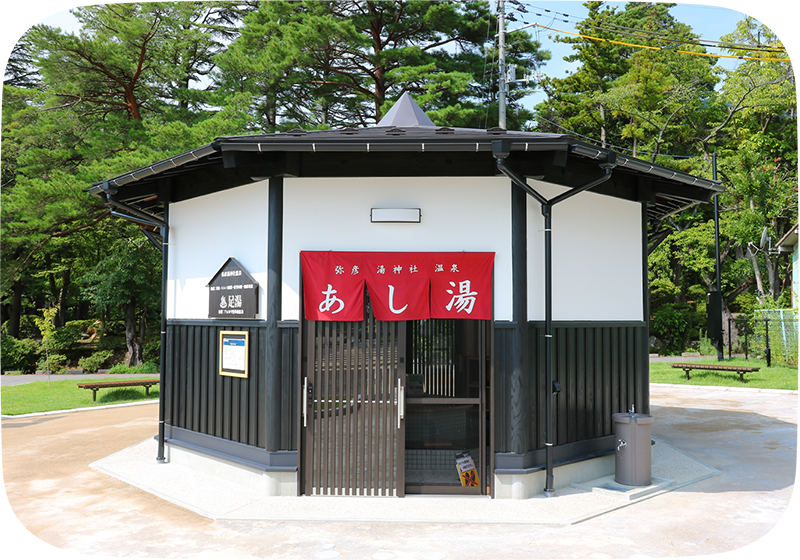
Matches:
[[612, 411, 653, 486]]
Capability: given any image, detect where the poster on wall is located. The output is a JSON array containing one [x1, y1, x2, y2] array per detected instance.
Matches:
[[208, 257, 259, 318], [219, 331, 248, 378]]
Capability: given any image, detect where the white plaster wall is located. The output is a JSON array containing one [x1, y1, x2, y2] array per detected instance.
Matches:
[[282, 177, 513, 321], [167, 182, 270, 319], [527, 180, 644, 321]]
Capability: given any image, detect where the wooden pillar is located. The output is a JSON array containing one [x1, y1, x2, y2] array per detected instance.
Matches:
[[509, 182, 528, 454], [266, 177, 284, 451]]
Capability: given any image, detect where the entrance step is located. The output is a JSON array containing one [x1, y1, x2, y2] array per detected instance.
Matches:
[[571, 475, 675, 501]]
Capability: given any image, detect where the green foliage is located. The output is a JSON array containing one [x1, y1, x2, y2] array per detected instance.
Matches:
[[36, 353, 68, 374], [64, 319, 97, 333], [650, 302, 701, 355], [77, 350, 115, 373], [0, 335, 40, 373], [534, 0, 712, 155], [81, 235, 161, 314], [752, 309, 798, 366], [698, 337, 716, 356], [49, 325, 81, 351], [143, 339, 161, 364], [108, 362, 160, 374], [215, 0, 547, 129]]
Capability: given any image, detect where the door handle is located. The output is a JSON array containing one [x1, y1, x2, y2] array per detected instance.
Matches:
[[397, 378, 405, 429], [303, 377, 308, 427]]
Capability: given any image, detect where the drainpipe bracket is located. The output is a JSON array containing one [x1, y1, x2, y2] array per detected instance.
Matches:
[[599, 151, 618, 170]]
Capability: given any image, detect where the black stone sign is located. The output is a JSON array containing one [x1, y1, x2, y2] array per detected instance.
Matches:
[[208, 258, 259, 318]]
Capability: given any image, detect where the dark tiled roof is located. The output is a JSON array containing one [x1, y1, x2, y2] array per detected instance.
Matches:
[[90, 124, 722, 228]]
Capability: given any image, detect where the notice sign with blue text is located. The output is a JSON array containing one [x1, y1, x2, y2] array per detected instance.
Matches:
[[208, 257, 259, 318], [219, 331, 248, 378]]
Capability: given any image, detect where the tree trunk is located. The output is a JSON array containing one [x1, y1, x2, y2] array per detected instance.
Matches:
[[139, 307, 147, 348], [57, 268, 70, 328], [125, 300, 143, 366], [8, 281, 23, 338], [599, 103, 607, 147], [765, 254, 780, 301], [749, 253, 767, 305], [672, 256, 685, 303]]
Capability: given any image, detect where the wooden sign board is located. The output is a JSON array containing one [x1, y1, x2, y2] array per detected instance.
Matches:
[[208, 258, 259, 319]]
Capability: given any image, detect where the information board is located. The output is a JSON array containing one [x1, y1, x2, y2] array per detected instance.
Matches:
[[219, 331, 249, 378]]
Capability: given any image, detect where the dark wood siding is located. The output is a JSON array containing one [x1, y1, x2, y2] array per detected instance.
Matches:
[[164, 320, 299, 452], [494, 321, 648, 457]]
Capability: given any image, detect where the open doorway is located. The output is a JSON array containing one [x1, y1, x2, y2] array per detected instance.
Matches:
[[405, 318, 491, 495]]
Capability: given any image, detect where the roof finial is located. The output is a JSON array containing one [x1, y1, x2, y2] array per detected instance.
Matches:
[[377, 92, 435, 127]]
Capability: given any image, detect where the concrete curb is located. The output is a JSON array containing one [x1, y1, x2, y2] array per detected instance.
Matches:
[[1, 399, 158, 420], [651, 382, 798, 395]]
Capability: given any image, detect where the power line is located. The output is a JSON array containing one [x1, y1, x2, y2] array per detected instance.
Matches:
[[527, 21, 791, 63], [534, 114, 709, 162], [526, 3, 786, 53]]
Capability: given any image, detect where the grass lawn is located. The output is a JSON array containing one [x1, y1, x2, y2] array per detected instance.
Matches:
[[1, 377, 159, 416], [650, 358, 798, 390]]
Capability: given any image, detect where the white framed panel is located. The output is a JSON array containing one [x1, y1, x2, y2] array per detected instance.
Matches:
[[282, 176, 513, 321], [167, 182, 270, 319], [526, 180, 644, 322]]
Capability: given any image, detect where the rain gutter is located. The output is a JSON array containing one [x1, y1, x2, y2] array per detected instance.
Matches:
[[493, 139, 617, 498]]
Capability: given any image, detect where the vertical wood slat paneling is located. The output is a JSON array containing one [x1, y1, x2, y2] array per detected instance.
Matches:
[[493, 328, 509, 454], [165, 322, 294, 450], [576, 328, 586, 443], [164, 325, 175, 429], [193, 326, 202, 432], [280, 325, 299, 451], [214, 326, 224, 439], [493, 322, 648, 454], [593, 328, 603, 437]]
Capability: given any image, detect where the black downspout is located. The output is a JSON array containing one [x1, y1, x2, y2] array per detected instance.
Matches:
[[99, 183, 170, 462], [542, 202, 555, 495], [157, 204, 169, 462], [493, 141, 615, 497]]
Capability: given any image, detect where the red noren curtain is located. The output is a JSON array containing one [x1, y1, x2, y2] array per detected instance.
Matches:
[[301, 251, 494, 321]]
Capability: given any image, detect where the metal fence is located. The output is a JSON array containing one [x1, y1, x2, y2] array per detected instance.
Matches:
[[728, 309, 798, 366]]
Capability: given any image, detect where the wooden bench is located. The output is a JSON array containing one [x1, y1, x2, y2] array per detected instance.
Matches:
[[671, 363, 760, 383], [77, 380, 160, 401]]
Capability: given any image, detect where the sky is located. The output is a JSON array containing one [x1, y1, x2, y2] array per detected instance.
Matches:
[[34, 0, 752, 112], [510, 1, 755, 108]]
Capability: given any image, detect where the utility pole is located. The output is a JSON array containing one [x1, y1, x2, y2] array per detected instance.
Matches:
[[498, 0, 506, 129], [711, 152, 725, 362]]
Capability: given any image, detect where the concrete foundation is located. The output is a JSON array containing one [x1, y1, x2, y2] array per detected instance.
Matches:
[[494, 454, 615, 499], [165, 442, 297, 496]]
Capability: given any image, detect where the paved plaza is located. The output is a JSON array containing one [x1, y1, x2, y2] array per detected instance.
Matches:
[[1, 383, 797, 559]]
